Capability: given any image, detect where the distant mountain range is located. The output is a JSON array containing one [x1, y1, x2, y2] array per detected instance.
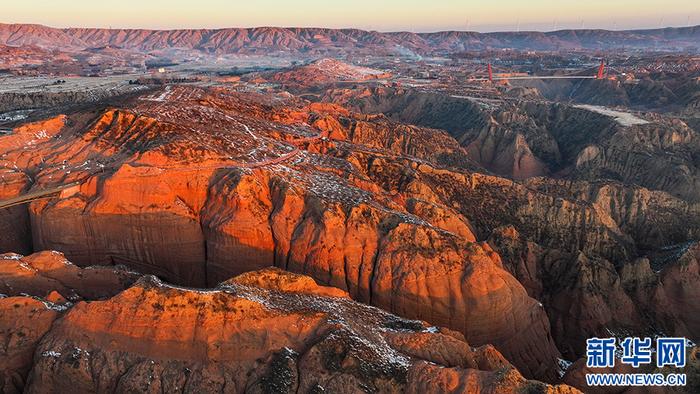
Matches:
[[1, 23, 699, 55]]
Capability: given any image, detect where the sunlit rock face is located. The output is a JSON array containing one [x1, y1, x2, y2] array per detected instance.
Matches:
[[0, 256, 579, 394], [0, 86, 566, 380], [0, 251, 139, 393]]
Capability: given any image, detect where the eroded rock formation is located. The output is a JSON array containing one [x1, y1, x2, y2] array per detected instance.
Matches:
[[0, 254, 578, 393], [2, 83, 699, 385], [0, 86, 568, 380]]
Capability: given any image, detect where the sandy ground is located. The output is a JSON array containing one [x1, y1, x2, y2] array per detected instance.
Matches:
[[574, 104, 650, 126], [0, 74, 147, 94]]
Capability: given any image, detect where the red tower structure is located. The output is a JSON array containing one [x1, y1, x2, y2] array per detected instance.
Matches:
[[487, 63, 493, 82], [596, 60, 605, 79]]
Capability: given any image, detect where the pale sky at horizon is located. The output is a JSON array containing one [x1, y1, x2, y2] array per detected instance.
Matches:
[[4, 1, 700, 32]]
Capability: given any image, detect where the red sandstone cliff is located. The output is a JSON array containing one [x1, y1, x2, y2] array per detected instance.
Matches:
[[0, 253, 579, 393], [0, 86, 564, 380]]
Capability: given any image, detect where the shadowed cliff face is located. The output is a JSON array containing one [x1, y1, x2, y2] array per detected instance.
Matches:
[[0, 171, 32, 254], [488, 227, 700, 360], [1, 84, 699, 384], [0, 253, 580, 394], [512, 74, 700, 114], [330, 87, 700, 202]]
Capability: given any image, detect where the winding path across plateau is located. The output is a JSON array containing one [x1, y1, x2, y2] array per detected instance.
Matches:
[[0, 182, 81, 209], [0, 132, 323, 209]]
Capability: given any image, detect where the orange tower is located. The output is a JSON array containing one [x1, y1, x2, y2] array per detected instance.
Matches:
[[596, 60, 605, 79]]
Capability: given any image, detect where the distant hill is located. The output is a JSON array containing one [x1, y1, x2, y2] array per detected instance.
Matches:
[[1, 23, 699, 55], [270, 58, 391, 86]]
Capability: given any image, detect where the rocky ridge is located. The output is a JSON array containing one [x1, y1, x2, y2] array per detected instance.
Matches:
[[0, 252, 579, 393], [1, 23, 699, 55]]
